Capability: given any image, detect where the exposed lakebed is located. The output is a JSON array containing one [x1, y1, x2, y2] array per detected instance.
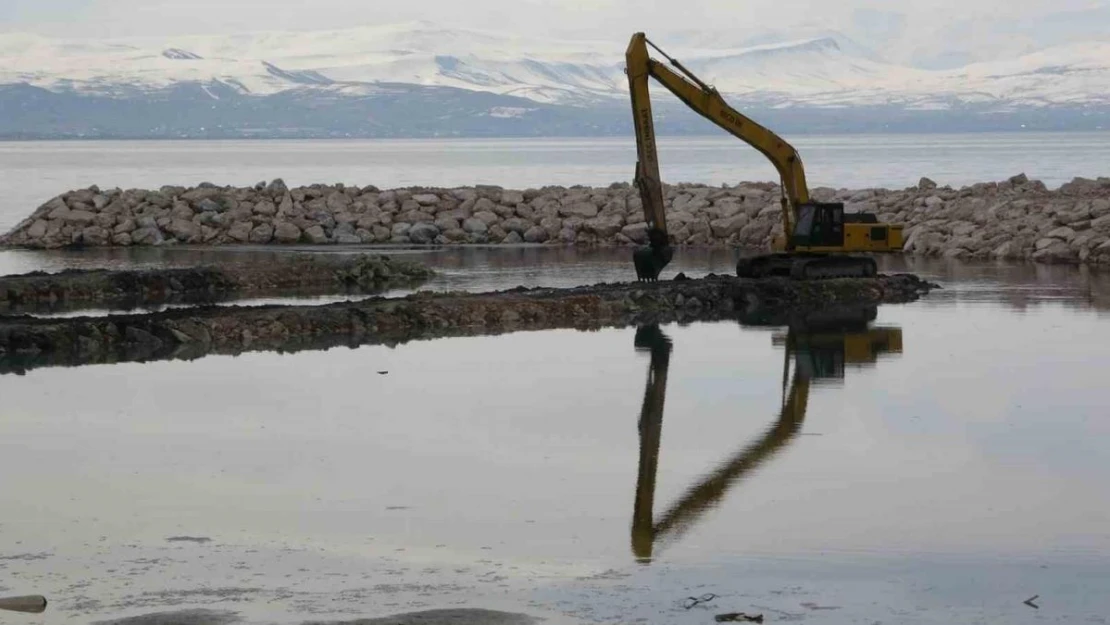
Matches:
[[1, 248, 1109, 625]]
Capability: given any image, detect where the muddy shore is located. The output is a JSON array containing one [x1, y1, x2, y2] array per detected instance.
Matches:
[[0, 254, 433, 314], [0, 273, 935, 374]]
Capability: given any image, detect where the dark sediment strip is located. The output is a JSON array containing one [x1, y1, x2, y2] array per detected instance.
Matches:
[[0, 273, 935, 375], [0, 254, 434, 314]]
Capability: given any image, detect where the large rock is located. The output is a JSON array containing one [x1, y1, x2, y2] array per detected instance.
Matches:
[[265, 178, 289, 197], [167, 219, 200, 242], [502, 217, 532, 234], [710, 214, 749, 238], [80, 226, 110, 246], [249, 224, 275, 244], [435, 216, 461, 231], [1046, 226, 1077, 242], [621, 222, 649, 244], [559, 202, 599, 219], [196, 198, 223, 213], [583, 214, 623, 237], [273, 222, 302, 243], [304, 225, 328, 244], [523, 226, 549, 243], [63, 210, 97, 226], [326, 192, 352, 211], [540, 216, 563, 238], [1032, 240, 1076, 263], [408, 222, 440, 244], [254, 200, 277, 216], [170, 202, 195, 221], [228, 221, 254, 242], [132, 226, 164, 245], [26, 220, 48, 239], [413, 193, 441, 206], [473, 210, 501, 226], [463, 218, 489, 234]]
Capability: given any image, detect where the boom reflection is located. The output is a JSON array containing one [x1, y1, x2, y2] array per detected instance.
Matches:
[[631, 308, 903, 562]]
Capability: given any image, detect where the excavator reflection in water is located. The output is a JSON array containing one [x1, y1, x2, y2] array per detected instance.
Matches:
[[631, 309, 903, 562]]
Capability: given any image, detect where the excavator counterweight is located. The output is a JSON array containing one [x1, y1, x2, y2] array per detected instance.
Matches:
[[624, 32, 904, 281]]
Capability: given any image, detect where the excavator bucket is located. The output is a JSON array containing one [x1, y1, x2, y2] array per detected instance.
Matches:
[[633, 228, 673, 282]]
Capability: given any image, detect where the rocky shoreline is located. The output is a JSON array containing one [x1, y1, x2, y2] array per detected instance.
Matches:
[[0, 255, 434, 315], [1, 175, 1109, 265], [0, 273, 935, 374]]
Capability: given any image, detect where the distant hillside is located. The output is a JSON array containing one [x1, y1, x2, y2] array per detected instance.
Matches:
[[1, 22, 1108, 138]]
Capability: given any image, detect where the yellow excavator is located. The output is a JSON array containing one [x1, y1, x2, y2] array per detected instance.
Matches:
[[626, 33, 905, 282], [631, 308, 902, 562]]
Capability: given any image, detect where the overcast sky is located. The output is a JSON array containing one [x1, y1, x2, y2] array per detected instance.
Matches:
[[2, 0, 1108, 66]]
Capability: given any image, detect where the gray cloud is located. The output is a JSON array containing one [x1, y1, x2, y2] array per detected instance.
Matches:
[[1, 0, 1107, 67]]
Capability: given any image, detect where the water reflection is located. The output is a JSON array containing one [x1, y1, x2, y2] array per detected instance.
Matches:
[[631, 308, 904, 562]]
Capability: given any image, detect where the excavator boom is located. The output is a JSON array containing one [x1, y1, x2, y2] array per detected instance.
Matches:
[[625, 32, 903, 281]]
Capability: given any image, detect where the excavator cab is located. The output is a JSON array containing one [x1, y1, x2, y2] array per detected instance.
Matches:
[[790, 202, 904, 253], [793, 202, 845, 248]]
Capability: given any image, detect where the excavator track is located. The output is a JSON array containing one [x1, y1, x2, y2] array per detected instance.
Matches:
[[736, 253, 878, 280]]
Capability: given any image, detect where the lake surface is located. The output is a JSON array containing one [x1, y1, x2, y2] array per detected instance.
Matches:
[[2, 246, 1110, 625], [2, 135, 1110, 624], [3, 132, 1110, 233]]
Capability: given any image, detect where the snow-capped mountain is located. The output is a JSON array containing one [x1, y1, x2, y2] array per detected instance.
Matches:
[[2, 21, 1108, 109], [1, 22, 1108, 139]]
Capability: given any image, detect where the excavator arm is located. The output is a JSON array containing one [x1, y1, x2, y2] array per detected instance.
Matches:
[[627, 32, 811, 281]]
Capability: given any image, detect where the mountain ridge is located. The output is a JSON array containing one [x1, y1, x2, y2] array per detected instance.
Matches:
[[1, 23, 1108, 138]]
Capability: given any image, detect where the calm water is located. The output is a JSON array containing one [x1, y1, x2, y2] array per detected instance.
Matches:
[[2, 136, 1110, 624], [1, 247, 1110, 624], [3, 133, 1110, 233]]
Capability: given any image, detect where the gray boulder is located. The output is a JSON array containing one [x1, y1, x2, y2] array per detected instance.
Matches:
[[63, 210, 97, 226], [167, 219, 200, 242], [304, 225, 328, 244], [710, 214, 749, 238], [81, 226, 110, 246], [473, 210, 501, 226], [502, 217, 531, 234], [249, 224, 274, 244], [27, 220, 48, 239], [132, 226, 164, 245], [228, 221, 253, 242], [523, 226, 549, 243], [273, 222, 302, 243], [559, 202, 599, 218], [463, 218, 489, 234], [265, 179, 289, 196], [621, 222, 649, 244], [196, 198, 223, 212], [408, 222, 440, 244]]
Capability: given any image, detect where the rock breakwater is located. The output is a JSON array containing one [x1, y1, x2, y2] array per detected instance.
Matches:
[[0, 254, 433, 314], [0, 273, 935, 374], [3, 174, 1108, 264]]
